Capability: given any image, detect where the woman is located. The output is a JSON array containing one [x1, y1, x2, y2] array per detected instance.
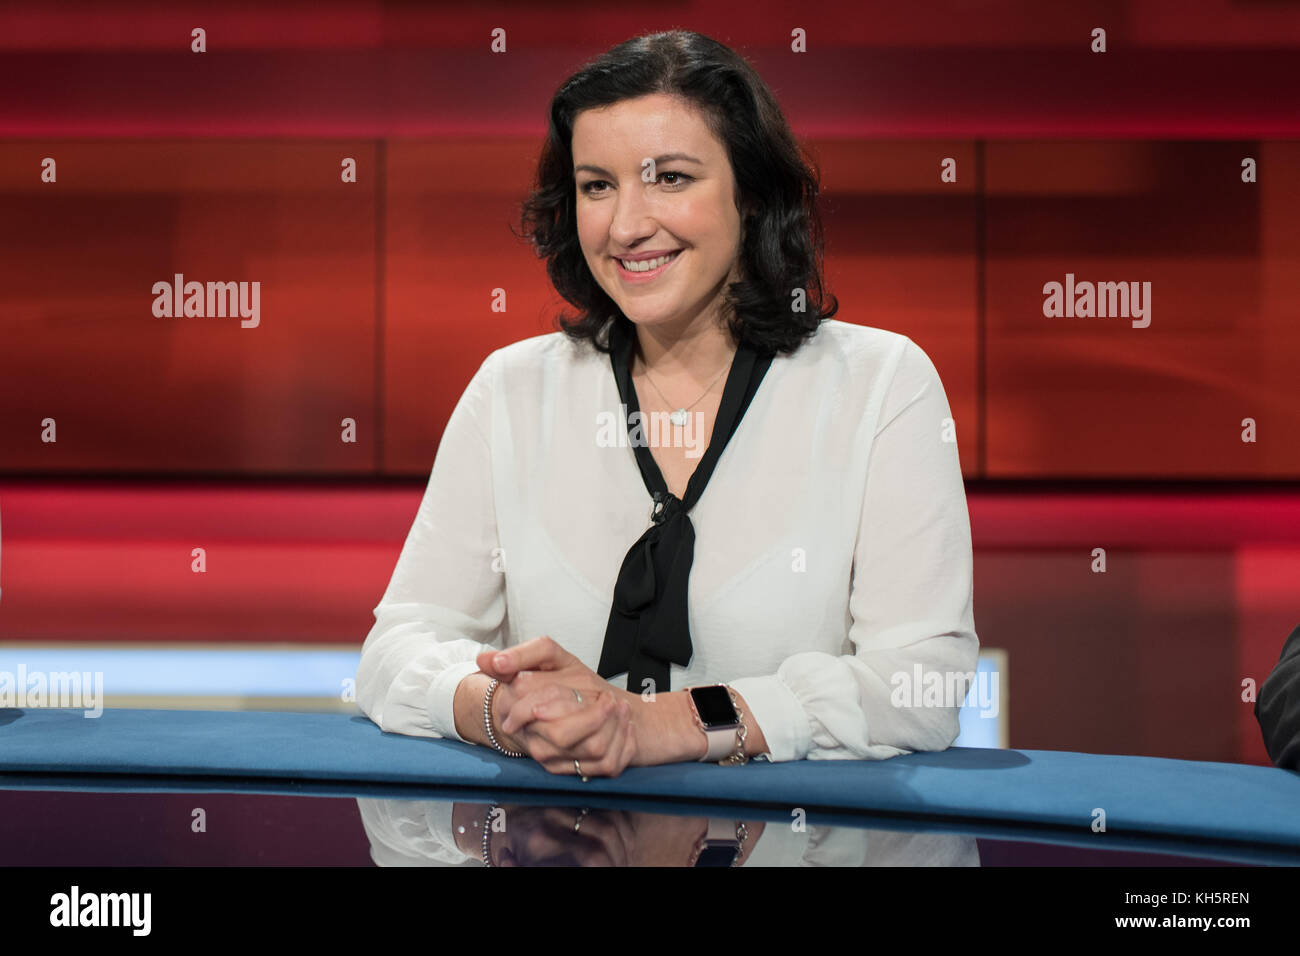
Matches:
[[356, 796, 979, 867], [357, 30, 978, 783]]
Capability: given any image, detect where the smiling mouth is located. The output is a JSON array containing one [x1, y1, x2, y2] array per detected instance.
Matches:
[[616, 250, 682, 274]]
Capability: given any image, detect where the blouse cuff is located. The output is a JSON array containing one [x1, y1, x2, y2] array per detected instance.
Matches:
[[425, 801, 473, 864], [428, 659, 483, 743], [727, 674, 814, 763]]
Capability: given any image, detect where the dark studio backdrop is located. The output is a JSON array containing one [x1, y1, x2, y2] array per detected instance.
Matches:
[[1, 1, 1298, 769]]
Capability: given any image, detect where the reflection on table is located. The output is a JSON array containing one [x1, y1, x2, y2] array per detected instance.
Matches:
[[357, 797, 980, 867]]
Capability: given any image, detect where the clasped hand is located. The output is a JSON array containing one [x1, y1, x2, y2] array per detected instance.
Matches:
[[477, 636, 638, 778]]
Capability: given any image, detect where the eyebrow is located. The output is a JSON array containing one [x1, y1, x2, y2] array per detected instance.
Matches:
[[574, 153, 705, 177]]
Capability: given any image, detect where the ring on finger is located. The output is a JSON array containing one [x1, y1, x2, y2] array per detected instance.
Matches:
[[574, 759, 589, 783]]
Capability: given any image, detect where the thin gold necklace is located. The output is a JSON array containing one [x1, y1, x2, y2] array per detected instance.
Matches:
[[637, 353, 731, 427]]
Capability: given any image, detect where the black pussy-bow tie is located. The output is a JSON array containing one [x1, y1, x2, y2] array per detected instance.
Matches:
[[596, 316, 773, 694]]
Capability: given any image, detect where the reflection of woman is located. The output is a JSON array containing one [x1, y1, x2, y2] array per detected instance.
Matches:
[[356, 798, 980, 868], [357, 30, 978, 781]]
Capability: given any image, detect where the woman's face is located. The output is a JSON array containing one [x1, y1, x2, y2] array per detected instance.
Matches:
[[571, 93, 744, 338]]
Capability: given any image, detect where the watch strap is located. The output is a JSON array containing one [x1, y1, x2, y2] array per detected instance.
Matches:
[[703, 723, 736, 762], [692, 819, 746, 867]]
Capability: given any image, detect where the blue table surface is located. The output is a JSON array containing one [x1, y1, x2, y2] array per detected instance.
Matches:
[[2, 707, 1298, 852]]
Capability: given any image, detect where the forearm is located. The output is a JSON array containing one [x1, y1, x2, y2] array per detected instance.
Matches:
[[631, 689, 771, 765], [453, 670, 526, 752], [451, 802, 495, 858], [452, 671, 491, 745], [733, 690, 772, 759], [457, 675, 771, 765]]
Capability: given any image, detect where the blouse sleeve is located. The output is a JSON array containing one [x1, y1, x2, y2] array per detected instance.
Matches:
[[355, 349, 507, 742], [728, 336, 980, 762], [356, 798, 483, 867]]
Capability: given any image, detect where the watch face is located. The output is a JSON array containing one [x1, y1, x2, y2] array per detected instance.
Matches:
[[691, 685, 737, 727], [694, 845, 739, 867]]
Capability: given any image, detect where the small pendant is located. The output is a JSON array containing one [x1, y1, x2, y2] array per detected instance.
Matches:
[[669, 408, 689, 427]]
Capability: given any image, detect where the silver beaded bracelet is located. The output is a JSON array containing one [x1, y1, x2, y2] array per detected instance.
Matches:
[[483, 677, 525, 758], [481, 803, 499, 866]]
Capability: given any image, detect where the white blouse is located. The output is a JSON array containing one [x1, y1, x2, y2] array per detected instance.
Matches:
[[357, 318, 979, 767]]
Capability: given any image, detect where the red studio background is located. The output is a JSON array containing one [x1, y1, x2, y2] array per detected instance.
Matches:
[[1, 1, 1298, 766]]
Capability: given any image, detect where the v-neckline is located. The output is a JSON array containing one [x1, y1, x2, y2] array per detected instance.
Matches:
[[628, 356, 726, 500], [608, 316, 772, 516]]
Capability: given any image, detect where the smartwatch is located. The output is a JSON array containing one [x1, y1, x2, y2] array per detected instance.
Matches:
[[692, 818, 746, 867], [687, 684, 741, 762]]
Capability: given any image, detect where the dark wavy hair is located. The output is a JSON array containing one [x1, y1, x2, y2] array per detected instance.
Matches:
[[515, 30, 837, 356]]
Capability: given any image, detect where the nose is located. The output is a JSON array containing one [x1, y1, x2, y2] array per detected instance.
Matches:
[[608, 180, 658, 248]]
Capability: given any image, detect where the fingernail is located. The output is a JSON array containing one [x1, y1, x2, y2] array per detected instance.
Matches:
[[494, 653, 508, 668]]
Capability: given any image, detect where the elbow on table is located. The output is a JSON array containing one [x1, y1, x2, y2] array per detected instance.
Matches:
[[353, 632, 406, 735], [354, 678, 446, 741], [352, 666, 386, 731], [883, 632, 978, 753], [889, 703, 964, 756]]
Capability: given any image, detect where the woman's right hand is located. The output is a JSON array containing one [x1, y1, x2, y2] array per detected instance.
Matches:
[[486, 677, 530, 755], [455, 671, 530, 754]]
